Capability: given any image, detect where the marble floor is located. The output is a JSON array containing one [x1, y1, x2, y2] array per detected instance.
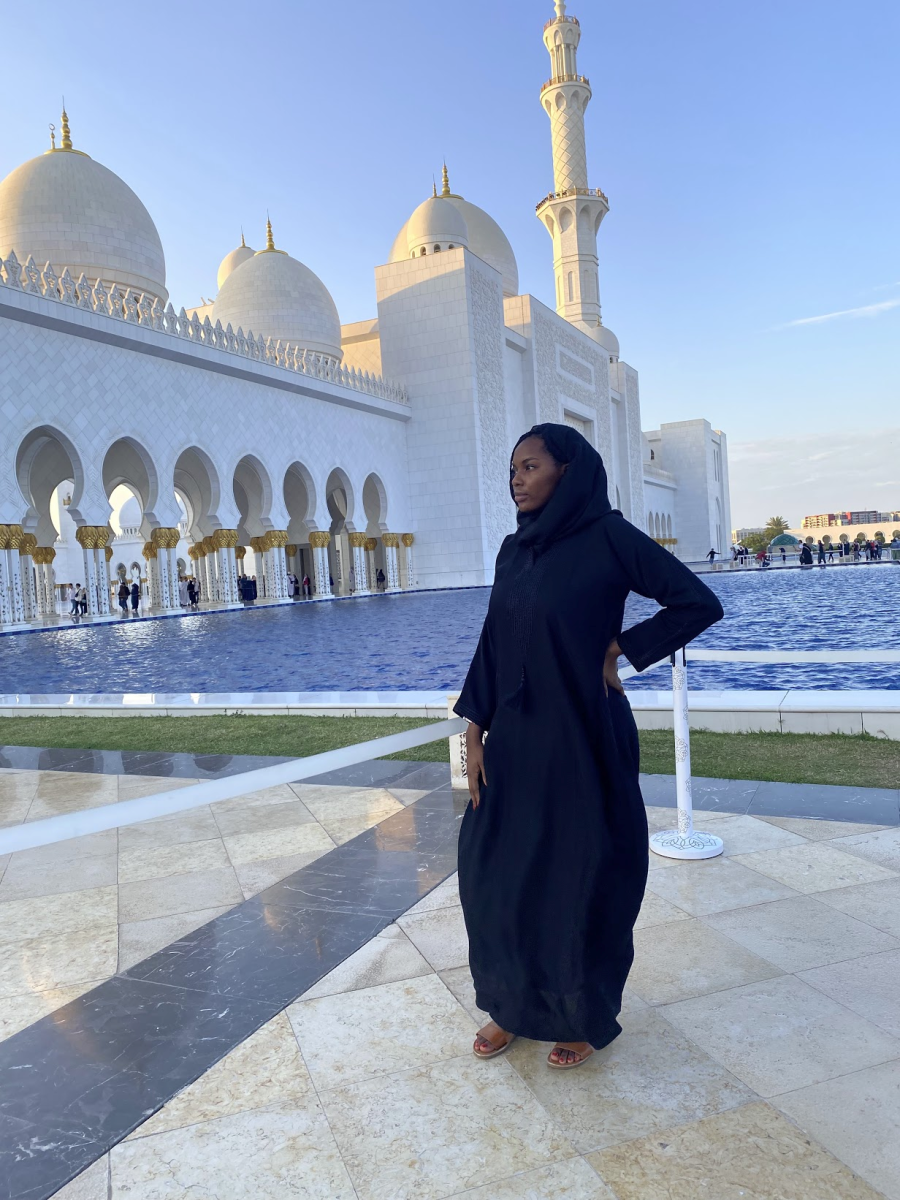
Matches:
[[14, 790, 900, 1200], [0, 763, 442, 1045]]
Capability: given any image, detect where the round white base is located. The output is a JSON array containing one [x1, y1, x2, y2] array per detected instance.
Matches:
[[649, 829, 724, 860]]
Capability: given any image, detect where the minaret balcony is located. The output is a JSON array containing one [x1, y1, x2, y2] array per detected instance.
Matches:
[[543, 14, 579, 30], [535, 185, 609, 214], [540, 73, 590, 93]]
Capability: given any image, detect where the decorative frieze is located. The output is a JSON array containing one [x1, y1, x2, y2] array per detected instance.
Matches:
[[0, 250, 408, 405]]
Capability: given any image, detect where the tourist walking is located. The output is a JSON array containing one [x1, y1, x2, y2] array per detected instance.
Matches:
[[706, 548, 716, 564], [302, 573, 311, 598], [117, 580, 130, 616], [129, 580, 140, 616], [66, 584, 77, 618], [187, 578, 198, 610], [78, 584, 88, 616], [455, 423, 723, 1070], [817, 540, 826, 566], [376, 568, 385, 590]]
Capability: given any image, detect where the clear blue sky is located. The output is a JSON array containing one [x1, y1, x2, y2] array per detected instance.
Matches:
[[2, 0, 897, 526]]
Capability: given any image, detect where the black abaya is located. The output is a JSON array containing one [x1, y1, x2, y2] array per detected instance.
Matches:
[[454, 424, 723, 1048]]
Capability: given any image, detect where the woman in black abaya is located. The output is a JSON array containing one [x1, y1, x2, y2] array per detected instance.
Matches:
[[454, 423, 723, 1068]]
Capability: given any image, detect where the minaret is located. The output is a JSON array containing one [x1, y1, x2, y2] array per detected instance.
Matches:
[[537, 0, 610, 340]]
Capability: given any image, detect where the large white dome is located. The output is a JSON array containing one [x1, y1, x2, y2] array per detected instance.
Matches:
[[390, 168, 519, 297], [406, 196, 468, 257], [212, 222, 341, 362], [216, 237, 255, 290], [0, 113, 167, 302]]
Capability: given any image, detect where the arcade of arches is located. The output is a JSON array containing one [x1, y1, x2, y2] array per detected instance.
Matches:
[[1, 429, 415, 625]]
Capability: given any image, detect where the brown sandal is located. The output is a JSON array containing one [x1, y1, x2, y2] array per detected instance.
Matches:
[[473, 1027, 516, 1059], [547, 1044, 594, 1070]]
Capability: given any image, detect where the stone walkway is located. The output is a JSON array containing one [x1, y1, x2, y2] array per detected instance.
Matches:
[[27, 796, 900, 1200]]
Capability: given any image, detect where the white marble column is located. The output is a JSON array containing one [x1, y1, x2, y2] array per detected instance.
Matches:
[[213, 530, 240, 604], [0, 528, 14, 624], [349, 533, 370, 595], [235, 548, 247, 593], [309, 532, 332, 596], [79, 540, 99, 615], [401, 533, 415, 590], [96, 543, 112, 615], [365, 539, 377, 591], [382, 533, 401, 592], [19, 537, 36, 619], [143, 544, 159, 608]]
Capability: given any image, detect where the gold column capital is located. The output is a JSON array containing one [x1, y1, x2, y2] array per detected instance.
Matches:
[[285, 543, 298, 557], [0, 526, 9, 550], [19, 532, 37, 555], [381, 532, 400, 548], [75, 525, 96, 549], [212, 528, 239, 550], [401, 533, 415, 547], [234, 545, 247, 559], [365, 537, 377, 551], [309, 531, 331, 549], [348, 532, 368, 549], [249, 535, 266, 553]]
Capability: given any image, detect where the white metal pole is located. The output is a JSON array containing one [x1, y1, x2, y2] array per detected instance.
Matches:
[[649, 648, 723, 859]]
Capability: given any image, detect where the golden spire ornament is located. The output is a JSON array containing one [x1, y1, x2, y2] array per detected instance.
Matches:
[[61, 101, 72, 151], [441, 162, 451, 198], [265, 216, 275, 251]]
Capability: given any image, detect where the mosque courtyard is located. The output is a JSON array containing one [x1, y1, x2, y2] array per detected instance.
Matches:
[[1, 752, 899, 1199]]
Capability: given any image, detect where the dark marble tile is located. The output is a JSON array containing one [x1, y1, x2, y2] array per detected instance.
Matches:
[[117, 751, 176, 776], [123, 899, 388, 1004], [302, 757, 438, 788], [0, 977, 278, 1200], [748, 780, 900, 824]]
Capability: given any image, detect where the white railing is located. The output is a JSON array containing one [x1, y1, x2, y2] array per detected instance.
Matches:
[[689, 550, 900, 572], [0, 249, 409, 405]]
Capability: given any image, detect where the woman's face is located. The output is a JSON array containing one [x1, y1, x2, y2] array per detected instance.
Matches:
[[510, 435, 567, 514]]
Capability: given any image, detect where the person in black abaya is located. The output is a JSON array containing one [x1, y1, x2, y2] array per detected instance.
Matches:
[[454, 423, 723, 1069]]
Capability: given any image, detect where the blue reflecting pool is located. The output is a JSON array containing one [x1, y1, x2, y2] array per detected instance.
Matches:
[[1, 566, 898, 694]]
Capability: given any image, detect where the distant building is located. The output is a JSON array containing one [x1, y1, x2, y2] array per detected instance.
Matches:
[[802, 510, 899, 528], [732, 526, 765, 542]]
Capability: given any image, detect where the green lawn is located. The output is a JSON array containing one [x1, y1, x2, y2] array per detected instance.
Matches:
[[1, 715, 898, 789]]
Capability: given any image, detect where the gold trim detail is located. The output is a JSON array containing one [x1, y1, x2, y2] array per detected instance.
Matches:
[[401, 533, 415, 547], [309, 531, 331, 549]]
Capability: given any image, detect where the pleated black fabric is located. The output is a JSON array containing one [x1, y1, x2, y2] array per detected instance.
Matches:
[[454, 423, 723, 1047]]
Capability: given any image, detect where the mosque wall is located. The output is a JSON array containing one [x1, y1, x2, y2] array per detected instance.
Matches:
[[0, 287, 413, 550], [375, 248, 506, 590], [340, 319, 383, 376], [646, 420, 732, 562]]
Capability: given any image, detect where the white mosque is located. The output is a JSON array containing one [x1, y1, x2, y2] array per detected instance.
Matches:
[[0, 1, 730, 627]]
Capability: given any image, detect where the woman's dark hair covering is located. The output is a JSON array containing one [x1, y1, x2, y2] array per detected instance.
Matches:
[[511, 422, 615, 550]]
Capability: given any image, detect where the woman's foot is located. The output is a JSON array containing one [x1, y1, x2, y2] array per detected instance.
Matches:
[[473, 1021, 514, 1059], [548, 1042, 594, 1069]]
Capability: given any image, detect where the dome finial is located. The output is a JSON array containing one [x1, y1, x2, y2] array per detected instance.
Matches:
[[432, 177, 437, 198], [240, 227, 246, 248], [61, 99, 72, 151], [554, 0, 567, 17], [48, 122, 56, 150], [265, 214, 275, 252], [441, 162, 451, 198]]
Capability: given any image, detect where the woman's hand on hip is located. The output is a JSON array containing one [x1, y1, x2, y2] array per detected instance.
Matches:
[[465, 723, 487, 808], [603, 639, 625, 697]]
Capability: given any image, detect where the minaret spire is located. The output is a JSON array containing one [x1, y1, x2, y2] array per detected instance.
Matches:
[[60, 100, 73, 151], [536, 3, 609, 340], [440, 163, 451, 198]]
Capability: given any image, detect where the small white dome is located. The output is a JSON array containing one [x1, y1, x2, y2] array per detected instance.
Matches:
[[212, 222, 341, 361], [0, 113, 167, 302], [593, 323, 620, 359], [217, 238, 255, 290], [405, 196, 468, 257], [390, 169, 519, 296]]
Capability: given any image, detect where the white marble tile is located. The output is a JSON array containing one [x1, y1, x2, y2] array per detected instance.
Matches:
[[234, 849, 333, 898], [451, 1158, 616, 1199], [629, 920, 782, 1005], [319, 1055, 574, 1200], [288, 973, 475, 1090], [211, 795, 315, 837], [131, 1013, 312, 1138], [0, 853, 118, 901], [117, 805, 219, 849], [300, 925, 432, 1000], [589, 1100, 885, 1200], [118, 866, 243, 922], [52, 1155, 109, 1199], [396, 905, 470, 971], [112, 1100, 356, 1199], [660, 974, 900, 1097], [832, 826, 900, 871], [0, 885, 117, 944], [815, 877, 900, 938], [633, 890, 691, 931], [4, 829, 117, 867], [295, 786, 405, 845], [404, 873, 460, 915], [703, 895, 900, 971], [699, 814, 809, 856], [0, 926, 118, 998], [118, 837, 231, 884], [222, 822, 334, 867], [759, 815, 889, 841], [505, 1009, 752, 1153], [645, 857, 798, 916], [730, 843, 896, 894], [798, 949, 900, 1039], [775, 1062, 900, 1200]]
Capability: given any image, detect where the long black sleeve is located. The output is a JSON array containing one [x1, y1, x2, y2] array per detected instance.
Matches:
[[609, 517, 724, 672], [454, 618, 498, 730]]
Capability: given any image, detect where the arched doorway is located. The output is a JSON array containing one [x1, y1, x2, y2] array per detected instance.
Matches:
[[325, 468, 354, 595], [234, 455, 273, 597], [284, 461, 317, 595]]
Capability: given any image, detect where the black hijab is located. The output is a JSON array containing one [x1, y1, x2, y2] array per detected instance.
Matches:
[[511, 423, 615, 552]]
